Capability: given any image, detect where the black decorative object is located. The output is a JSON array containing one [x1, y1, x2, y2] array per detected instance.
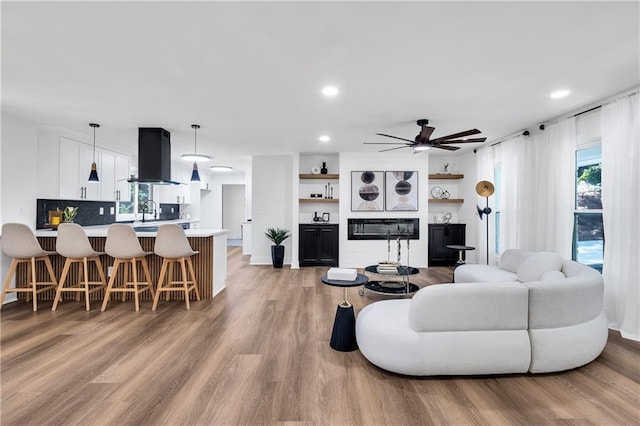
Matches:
[[320, 162, 328, 174], [475, 180, 495, 265]]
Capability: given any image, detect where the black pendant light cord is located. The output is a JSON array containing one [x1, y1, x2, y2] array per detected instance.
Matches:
[[192, 124, 200, 155]]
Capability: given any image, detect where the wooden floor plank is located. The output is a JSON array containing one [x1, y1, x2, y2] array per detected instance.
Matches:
[[1, 247, 639, 425]]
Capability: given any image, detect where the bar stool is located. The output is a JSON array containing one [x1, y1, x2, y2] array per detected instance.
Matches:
[[52, 223, 107, 311], [0, 223, 58, 311], [152, 224, 201, 311], [101, 224, 154, 312]]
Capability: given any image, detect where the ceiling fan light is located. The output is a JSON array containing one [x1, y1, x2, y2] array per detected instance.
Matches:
[[181, 153, 211, 162], [413, 144, 431, 152]]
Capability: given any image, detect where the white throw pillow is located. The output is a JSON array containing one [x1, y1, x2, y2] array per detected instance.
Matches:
[[517, 252, 563, 282], [500, 249, 534, 273], [540, 270, 566, 281]]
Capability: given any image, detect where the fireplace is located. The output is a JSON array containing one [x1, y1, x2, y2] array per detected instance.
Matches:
[[347, 218, 419, 240]]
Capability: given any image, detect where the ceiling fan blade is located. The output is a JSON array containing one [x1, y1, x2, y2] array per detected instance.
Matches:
[[419, 126, 436, 141], [438, 137, 487, 144], [379, 145, 411, 152], [375, 133, 415, 144], [364, 142, 411, 145], [433, 145, 460, 151], [431, 129, 481, 143]]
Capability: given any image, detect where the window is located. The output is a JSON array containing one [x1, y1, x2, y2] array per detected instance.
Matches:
[[573, 145, 603, 271], [116, 183, 154, 221]]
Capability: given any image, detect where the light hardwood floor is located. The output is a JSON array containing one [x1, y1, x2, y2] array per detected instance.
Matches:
[[2, 247, 639, 425]]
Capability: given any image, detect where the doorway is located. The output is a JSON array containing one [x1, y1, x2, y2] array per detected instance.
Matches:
[[222, 184, 246, 240]]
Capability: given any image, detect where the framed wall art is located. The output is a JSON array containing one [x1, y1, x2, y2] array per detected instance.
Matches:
[[385, 171, 418, 211], [351, 171, 384, 211]]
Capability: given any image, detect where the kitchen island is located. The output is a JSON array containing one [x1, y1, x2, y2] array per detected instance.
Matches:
[[26, 226, 228, 303]]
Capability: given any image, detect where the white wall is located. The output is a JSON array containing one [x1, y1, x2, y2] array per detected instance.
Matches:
[[339, 152, 429, 268], [1, 112, 39, 303], [200, 170, 247, 229], [250, 155, 293, 265]]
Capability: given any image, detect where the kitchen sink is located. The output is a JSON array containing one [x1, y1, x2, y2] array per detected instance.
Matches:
[[132, 226, 158, 232]]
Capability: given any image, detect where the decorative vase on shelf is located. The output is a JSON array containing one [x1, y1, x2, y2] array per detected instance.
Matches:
[[320, 162, 328, 174]]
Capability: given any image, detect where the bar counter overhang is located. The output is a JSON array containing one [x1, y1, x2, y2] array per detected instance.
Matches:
[[22, 227, 229, 303]]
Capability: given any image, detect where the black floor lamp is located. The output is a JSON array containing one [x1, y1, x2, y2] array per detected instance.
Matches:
[[476, 180, 495, 265]]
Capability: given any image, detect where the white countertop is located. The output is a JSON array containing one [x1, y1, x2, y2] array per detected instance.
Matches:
[[35, 224, 228, 238]]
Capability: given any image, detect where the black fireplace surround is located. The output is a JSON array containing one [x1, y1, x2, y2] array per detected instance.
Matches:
[[348, 218, 419, 240]]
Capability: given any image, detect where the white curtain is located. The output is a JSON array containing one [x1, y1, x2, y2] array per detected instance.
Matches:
[[528, 118, 576, 258], [601, 93, 640, 341], [475, 146, 495, 264], [497, 135, 529, 253], [496, 118, 575, 257]]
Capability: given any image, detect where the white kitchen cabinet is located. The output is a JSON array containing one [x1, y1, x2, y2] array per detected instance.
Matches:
[[115, 153, 132, 202], [59, 136, 99, 200], [100, 149, 116, 201]]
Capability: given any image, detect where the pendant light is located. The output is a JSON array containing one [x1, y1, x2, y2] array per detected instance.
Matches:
[[181, 124, 210, 182], [88, 123, 100, 182]]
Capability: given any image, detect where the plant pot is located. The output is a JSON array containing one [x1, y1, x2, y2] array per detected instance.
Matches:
[[271, 245, 285, 268]]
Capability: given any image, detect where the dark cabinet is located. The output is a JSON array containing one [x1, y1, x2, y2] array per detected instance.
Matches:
[[299, 224, 339, 267], [428, 224, 466, 266]]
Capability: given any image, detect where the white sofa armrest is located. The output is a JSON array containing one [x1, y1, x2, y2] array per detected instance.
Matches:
[[408, 282, 529, 332]]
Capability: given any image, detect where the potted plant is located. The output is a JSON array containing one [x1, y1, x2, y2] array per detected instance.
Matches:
[[265, 227, 290, 268], [63, 206, 78, 223]]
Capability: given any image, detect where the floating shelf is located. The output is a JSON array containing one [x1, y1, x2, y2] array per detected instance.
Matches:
[[300, 174, 339, 180], [428, 173, 464, 179], [428, 198, 464, 204], [299, 198, 339, 203]]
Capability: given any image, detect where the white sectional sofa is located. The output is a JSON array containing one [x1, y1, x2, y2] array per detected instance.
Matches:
[[355, 250, 608, 376]]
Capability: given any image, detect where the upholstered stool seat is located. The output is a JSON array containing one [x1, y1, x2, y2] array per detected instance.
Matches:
[[0, 223, 58, 311], [152, 224, 200, 311], [101, 224, 155, 312], [52, 223, 107, 311]]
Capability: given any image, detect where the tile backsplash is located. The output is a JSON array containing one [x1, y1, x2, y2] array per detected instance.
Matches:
[[36, 200, 181, 229]]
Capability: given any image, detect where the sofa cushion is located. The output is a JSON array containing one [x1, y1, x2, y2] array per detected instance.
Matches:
[[500, 249, 534, 273], [454, 264, 518, 283], [540, 270, 566, 281], [517, 252, 563, 282]]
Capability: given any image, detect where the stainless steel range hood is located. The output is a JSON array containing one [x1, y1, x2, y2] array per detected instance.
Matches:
[[128, 127, 181, 185]]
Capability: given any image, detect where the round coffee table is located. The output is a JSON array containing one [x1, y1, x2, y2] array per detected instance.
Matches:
[[320, 273, 369, 352], [362, 265, 420, 296]]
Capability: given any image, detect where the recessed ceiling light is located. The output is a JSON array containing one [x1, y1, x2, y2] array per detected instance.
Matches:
[[210, 165, 233, 172], [322, 86, 339, 97], [319, 135, 331, 142], [550, 89, 570, 99]]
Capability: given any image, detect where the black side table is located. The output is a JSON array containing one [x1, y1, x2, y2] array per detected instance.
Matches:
[[446, 245, 475, 282], [320, 273, 369, 352]]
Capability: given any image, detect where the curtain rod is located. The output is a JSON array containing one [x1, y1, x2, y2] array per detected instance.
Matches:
[[479, 85, 640, 150]]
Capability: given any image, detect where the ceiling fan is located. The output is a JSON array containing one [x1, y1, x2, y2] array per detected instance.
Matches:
[[364, 119, 487, 152]]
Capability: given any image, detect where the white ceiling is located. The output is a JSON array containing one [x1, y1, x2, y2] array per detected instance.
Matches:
[[2, 1, 639, 173]]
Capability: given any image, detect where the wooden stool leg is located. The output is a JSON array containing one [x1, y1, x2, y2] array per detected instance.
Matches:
[[101, 259, 120, 312], [30, 257, 38, 312], [187, 257, 200, 301], [180, 258, 190, 310], [0, 259, 19, 308], [121, 261, 129, 302], [82, 257, 91, 311], [43, 256, 58, 290], [141, 257, 154, 299], [132, 258, 140, 312], [152, 259, 169, 311], [52, 259, 72, 311], [166, 261, 174, 302]]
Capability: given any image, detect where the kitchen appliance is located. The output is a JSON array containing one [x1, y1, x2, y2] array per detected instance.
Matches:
[[127, 128, 181, 185]]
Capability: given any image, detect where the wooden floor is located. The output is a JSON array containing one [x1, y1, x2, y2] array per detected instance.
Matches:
[[2, 247, 639, 425]]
